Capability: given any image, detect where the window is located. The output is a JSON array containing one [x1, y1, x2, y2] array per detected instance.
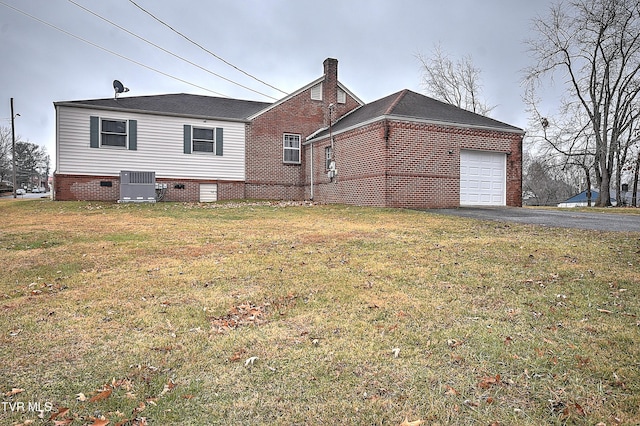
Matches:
[[193, 127, 215, 153], [337, 88, 346, 104], [310, 83, 322, 100], [90, 116, 137, 150], [183, 125, 223, 156], [325, 146, 333, 169], [283, 134, 301, 164], [101, 119, 127, 147]]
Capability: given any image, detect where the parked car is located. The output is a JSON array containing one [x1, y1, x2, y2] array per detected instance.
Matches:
[[16, 188, 26, 195]]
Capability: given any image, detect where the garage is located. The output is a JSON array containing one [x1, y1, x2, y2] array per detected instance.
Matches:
[[460, 150, 506, 206]]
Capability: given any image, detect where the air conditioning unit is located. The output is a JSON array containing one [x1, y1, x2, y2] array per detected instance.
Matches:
[[119, 171, 156, 203]]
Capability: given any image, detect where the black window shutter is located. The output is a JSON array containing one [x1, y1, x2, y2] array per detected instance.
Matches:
[[183, 125, 191, 154], [90, 116, 99, 148], [215, 127, 223, 156], [128, 120, 137, 150]]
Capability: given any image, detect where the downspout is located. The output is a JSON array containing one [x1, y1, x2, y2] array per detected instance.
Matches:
[[310, 142, 314, 200]]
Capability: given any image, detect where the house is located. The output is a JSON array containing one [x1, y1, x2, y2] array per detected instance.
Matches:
[[557, 189, 618, 207], [53, 58, 524, 208]]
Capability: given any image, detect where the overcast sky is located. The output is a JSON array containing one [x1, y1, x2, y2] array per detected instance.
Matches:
[[0, 0, 556, 171]]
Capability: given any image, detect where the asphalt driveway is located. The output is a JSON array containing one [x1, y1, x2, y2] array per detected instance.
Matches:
[[430, 207, 640, 232]]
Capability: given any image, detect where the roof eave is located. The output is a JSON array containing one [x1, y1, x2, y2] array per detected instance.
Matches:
[[305, 114, 525, 144], [53, 101, 252, 123]]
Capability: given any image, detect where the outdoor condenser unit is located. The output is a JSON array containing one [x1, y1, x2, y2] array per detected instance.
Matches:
[[119, 171, 156, 203]]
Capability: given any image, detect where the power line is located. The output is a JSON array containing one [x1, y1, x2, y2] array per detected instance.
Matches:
[[68, 0, 278, 101], [0, 1, 229, 97], [127, 0, 288, 96]]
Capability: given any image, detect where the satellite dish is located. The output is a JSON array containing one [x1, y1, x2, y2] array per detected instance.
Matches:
[[113, 80, 130, 98]]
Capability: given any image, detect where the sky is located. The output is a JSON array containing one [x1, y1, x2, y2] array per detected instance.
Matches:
[[0, 0, 557, 171]]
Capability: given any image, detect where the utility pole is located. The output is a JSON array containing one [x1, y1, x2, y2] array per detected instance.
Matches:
[[10, 98, 17, 199]]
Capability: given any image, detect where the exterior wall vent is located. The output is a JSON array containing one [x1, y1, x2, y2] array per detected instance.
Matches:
[[119, 171, 156, 203]]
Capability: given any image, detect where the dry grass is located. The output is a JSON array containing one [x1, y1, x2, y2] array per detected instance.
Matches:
[[0, 199, 638, 425]]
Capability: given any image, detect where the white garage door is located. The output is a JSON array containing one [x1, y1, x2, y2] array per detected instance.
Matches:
[[460, 150, 506, 206], [199, 184, 218, 202]]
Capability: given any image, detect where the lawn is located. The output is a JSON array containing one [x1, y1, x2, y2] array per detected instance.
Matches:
[[0, 199, 638, 425]]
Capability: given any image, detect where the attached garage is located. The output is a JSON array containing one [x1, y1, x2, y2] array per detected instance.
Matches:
[[460, 150, 506, 206]]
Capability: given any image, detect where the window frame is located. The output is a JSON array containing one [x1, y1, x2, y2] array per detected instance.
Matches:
[[192, 126, 216, 154], [283, 133, 301, 164], [100, 118, 128, 148], [325, 146, 333, 170]]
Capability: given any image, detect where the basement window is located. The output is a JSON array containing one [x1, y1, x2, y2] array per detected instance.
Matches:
[[283, 134, 301, 164]]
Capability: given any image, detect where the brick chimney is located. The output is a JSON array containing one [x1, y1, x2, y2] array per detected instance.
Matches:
[[323, 58, 338, 106]]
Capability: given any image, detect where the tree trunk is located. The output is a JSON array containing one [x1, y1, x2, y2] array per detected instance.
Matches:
[[632, 151, 640, 207]]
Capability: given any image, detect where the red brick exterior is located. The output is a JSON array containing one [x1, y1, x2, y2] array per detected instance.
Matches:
[[245, 58, 361, 200], [303, 120, 523, 208], [53, 173, 243, 202]]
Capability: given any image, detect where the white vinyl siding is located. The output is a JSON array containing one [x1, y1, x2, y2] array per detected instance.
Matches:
[[56, 106, 245, 180], [460, 150, 506, 206]]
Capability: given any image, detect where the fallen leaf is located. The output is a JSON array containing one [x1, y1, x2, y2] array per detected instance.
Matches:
[[88, 418, 109, 426], [89, 387, 112, 402], [445, 385, 458, 396], [4, 388, 25, 396], [244, 356, 259, 366], [392, 348, 401, 358], [50, 407, 70, 420], [597, 308, 612, 314], [76, 392, 87, 401], [159, 380, 176, 397], [399, 417, 424, 426], [53, 419, 73, 426], [182, 394, 194, 399], [229, 348, 246, 362], [133, 401, 146, 413], [478, 374, 501, 389]]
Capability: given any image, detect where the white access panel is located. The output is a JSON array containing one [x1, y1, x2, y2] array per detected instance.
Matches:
[[199, 184, 218, 202], [460, 150, 506, 206]]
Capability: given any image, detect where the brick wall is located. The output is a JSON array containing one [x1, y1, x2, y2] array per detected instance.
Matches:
[[245, 58, 360, 200], [53, 173, 244, 202], [305, 119, 523, 208]]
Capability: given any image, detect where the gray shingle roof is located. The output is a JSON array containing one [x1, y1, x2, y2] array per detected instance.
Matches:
[[309, 89, 523, 140], [54, 93, 272, 121]]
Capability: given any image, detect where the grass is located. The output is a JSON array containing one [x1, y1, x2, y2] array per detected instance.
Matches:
[[0, 199, 638, 425]]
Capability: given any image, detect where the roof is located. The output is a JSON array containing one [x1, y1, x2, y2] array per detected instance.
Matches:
[[54, 93, 272, 122], [307, 89, 524, 141], [247, 77, 364, 120], [559, 190, 602, 204]]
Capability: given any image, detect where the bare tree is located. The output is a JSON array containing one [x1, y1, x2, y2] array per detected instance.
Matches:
[[523, 149, 579, 205], [525, 0, 640, 206], [0, 126, 13, 183], [416, 44, 495, 116]]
